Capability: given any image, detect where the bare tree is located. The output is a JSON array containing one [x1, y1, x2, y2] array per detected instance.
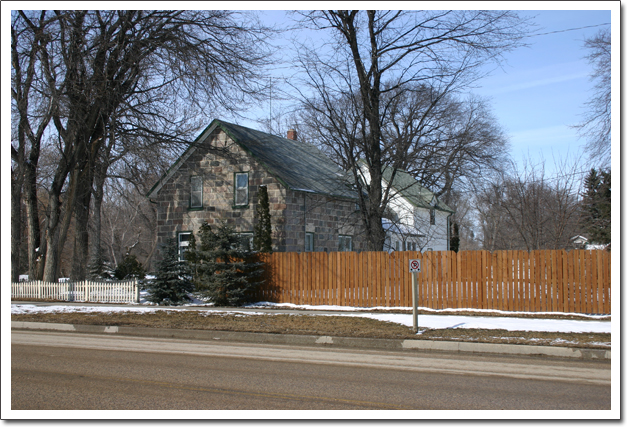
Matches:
[[574, 28, 611, 167], [11, 12, 54, 281], [291, 10, 529, 250], [475, 158, 583, 251], [442, 190, 481, 251], [11, 10, 274, 281]]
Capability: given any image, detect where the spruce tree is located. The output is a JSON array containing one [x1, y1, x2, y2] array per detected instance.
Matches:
[[146, 238, 194, 305], [88, 248, 115, 280], [253, 185, 273, 252], [582, 168, 611, 246], [188, 222, 264, 306], [114, 254, 146, 280]]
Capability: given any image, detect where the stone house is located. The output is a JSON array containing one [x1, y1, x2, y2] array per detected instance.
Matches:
[[146, 119, 367, 262]]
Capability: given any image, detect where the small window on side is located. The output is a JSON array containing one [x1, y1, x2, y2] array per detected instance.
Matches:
[[238, 232, 254, 250], [305, 232, 314, 252], [338, 235, 352, 252], [178, 232, 192, 261], [430, 209, 436, 225]]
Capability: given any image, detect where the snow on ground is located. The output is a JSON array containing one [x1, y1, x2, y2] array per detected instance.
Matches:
[[11, 302, 611, 334]]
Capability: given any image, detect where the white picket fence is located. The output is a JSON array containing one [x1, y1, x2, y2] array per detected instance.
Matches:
[[11, 279, 140, 303]]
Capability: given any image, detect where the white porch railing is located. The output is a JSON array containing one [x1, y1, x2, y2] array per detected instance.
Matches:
[[11, 279, 140, 303]]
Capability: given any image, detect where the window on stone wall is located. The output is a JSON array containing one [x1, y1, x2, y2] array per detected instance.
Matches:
[[237, 232, 254, 250], [338, 235, 352, 252], [305, 232, 314, 252], [190, 176, 203, 208], [178, 232, 192, 261], [234, 172, 249, 206]]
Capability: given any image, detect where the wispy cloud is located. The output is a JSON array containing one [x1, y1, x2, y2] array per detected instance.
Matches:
[[487, 72, 588, 95]]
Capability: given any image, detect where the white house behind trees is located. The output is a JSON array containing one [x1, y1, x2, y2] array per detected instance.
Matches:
[[359, 164, 454, 252]]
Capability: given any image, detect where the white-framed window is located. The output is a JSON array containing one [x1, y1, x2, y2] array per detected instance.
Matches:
[[305, 232, 314, 252], [430, 209, 436, 225], [238, 232, 254, 250], [190, 176, 203, 208], [234, 172, 249, 206], [178, 232, 192, 261], [338, 235, 352, 252]]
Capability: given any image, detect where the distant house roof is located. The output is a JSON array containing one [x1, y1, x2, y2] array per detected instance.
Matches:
[[147, 119, 359, 200], [570, 235, 588, 245], [380, 166, 454, 213]]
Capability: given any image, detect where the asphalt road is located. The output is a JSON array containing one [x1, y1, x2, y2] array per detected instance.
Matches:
[[11, 330, 611, 411]]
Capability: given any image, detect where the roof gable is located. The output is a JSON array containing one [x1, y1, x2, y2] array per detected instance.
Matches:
[[147, 119, 358, 200], [381, 167, 454, 213]]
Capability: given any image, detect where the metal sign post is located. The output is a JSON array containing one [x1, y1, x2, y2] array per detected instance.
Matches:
[[409, 259, 421, 333]]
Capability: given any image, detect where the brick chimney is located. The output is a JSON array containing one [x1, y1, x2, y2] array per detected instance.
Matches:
[[287, 129, 297, 141]]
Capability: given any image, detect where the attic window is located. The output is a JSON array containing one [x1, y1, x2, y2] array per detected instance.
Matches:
[[234, 172, 249, 207], [190, 176, 203, 208]]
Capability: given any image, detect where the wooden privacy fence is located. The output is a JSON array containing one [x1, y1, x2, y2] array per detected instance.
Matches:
[[253, 250, 611, 314], [11, 279, 140, 304]]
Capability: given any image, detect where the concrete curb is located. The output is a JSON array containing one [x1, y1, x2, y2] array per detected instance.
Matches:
[[11, 321, 611, 360]]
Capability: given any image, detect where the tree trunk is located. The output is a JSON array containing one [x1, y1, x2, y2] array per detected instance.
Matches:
[[42, 161, 77, 282], [23, 161, 43, 280], [11, 170, 24, 282], [71, 171, 93, 280], [90, 174, 105, 272]]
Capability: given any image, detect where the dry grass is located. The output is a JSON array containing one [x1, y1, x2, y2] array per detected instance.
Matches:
[[11, 309, 611, 349]]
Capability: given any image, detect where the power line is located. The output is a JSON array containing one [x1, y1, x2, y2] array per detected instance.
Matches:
[[526, 23, 610, 38]]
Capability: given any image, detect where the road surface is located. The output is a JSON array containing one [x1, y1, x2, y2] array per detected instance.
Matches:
[[11, 330, 611, 411]]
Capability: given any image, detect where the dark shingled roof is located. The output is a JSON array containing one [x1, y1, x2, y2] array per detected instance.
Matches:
[[147, 119, 359, 200], [217, 120, 359, 199]]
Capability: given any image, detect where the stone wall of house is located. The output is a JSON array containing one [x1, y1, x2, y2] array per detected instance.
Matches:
[[282, 191, 366, 252], [150, 128, 366, 268], [151, 128, 287, 263]]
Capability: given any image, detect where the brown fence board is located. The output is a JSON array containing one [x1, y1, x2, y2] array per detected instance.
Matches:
[[256, 250, 610, 314]]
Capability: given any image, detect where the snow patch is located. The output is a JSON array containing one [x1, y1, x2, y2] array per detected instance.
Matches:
[[10, 303, 611, 334]]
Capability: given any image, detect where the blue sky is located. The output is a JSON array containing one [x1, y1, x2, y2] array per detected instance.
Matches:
[[470, 9, 614, 174], [240, 5, 616, 179]]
